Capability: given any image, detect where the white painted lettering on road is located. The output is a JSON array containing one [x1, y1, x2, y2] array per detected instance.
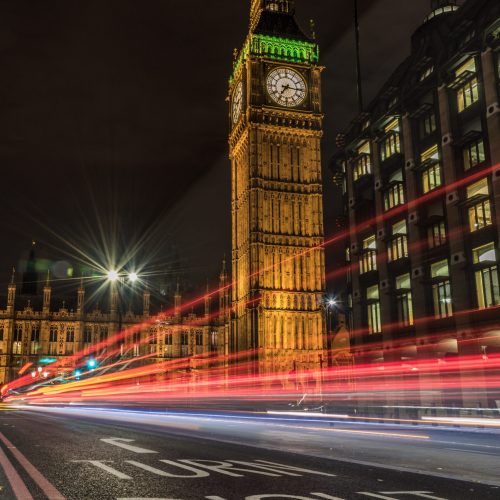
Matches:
[[100, 438, 158, 454], [178, 460, 281, 478], [73, 460, 132, 480], [311, 494, 346, 500], [254, 460, 336, 477], [246, 496, 338, 500], [358, 493, 448, 500], [127, 460, 209, 478], [381, 493, 447, 500]]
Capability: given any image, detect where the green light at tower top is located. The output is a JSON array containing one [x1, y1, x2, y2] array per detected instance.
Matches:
[[231, 35, 319, 85]]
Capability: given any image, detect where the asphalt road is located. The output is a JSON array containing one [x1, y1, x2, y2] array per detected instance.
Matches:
[[0, 405, 499, 500]]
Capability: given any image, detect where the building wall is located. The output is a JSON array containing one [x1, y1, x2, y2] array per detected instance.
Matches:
[[331, 0, 500, 376], [0, 283, 226, 385]]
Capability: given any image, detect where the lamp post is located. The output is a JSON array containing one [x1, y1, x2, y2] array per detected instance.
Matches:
[[106, 269, 140, 358]]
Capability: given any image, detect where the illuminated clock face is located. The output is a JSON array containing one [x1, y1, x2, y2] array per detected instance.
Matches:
[[266, 67, 307, 108], [232, 81, 243, 124]]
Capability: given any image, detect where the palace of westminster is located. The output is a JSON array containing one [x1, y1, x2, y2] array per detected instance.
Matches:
[[1, 0, 500, 387]]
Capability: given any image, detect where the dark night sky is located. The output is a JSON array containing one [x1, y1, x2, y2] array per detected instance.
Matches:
[[0, 0, 436, 295]]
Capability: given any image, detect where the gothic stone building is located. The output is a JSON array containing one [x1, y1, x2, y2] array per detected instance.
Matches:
[[228, 0, 327, 374], [0, 266, 231, 385]]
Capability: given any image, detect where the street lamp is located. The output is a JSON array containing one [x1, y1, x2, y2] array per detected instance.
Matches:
[[107, 270, 119, 282], [128, 272, 138, 283]]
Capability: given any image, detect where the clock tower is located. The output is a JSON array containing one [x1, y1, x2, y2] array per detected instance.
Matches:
[[229, 0, 326, 374]]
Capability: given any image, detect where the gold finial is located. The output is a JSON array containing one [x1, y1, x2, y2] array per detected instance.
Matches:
[[233, 48, 238, 61]]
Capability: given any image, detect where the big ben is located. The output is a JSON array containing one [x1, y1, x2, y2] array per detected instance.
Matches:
[[229, 0, 326, 374]]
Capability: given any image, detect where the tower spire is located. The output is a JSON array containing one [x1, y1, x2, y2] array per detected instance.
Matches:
[[250, 0, 296, 30], [10, 267, 15, 284]]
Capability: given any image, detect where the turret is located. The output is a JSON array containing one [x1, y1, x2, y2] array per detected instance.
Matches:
[[110, 284, 118, 314], [174, 281, 181, 319], [77, 276, 85, 314], [7, 268, 16, 313], [43, 270, 51, 313], [204, 282, 211, 320], [250, 0, 296, 30], [143, 289, 150, 318], [219, 258, 230, 321]]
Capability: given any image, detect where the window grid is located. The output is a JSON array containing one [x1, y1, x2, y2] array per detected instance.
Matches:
[[432, 281, 453, 319], [353, 155, 371, 181], [469, 200, 492, 232], [457, 78, 479, 112], [463, 139, 485, 170], [380, 133, 401, 162], [367, 302, 381, 334], [428, 222, 447, 249], [475, 265, 500, 309], [388, 235, 408, 262], [383, 183, 405, 211], [422, 164, 442, 193]]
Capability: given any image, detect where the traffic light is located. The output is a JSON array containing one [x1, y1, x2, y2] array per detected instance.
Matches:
[[86, 358, 97, 370]]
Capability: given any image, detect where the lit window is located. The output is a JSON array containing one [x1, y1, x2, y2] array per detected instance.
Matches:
[[360, 235, 377, 274], [467, 178, 492, 232], [422, 164, 442, 193], [428, 221, 447, 249], [388, 220, 408, 262], [456, 59, 479, 113], [431, 260, 453, 318], [420, 111, 437, 138], [463, 139, 485, 170], [353, 141, 371, 181], [395, 273, 414, 326], [380, 119, 401, 162], [473, 243, 499, 309], [383, 170, 405, 211], [366, 285, 381, 334]]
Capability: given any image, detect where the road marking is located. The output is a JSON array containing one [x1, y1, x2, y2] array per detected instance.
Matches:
[[73, 460, 132, 479], [0, 442, 33, 500], [229, 461, 303, 477], [254, 460, 336, 477], [359, 494, 402, 500], [100, 438, 158, 454], [311, 494, 345, 500], [0, 432, 65, 499], [179, 460, 281, 477], [127, 460, 210, 478], [381, 494, 447, 500], [358, 493, 448, 500]]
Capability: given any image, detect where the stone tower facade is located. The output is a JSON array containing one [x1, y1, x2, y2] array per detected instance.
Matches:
[[229, 0, 326, 373]]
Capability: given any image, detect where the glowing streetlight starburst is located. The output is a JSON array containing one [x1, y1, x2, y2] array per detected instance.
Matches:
[[107, 270, 119, 282], [128, 272, 138, 283]]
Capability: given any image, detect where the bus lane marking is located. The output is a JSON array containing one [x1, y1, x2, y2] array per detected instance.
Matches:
[[100, 438, 158, 454], [73, 460, 132, 479], [126, 460, 210, 478], [358, 493, 448, 500]]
